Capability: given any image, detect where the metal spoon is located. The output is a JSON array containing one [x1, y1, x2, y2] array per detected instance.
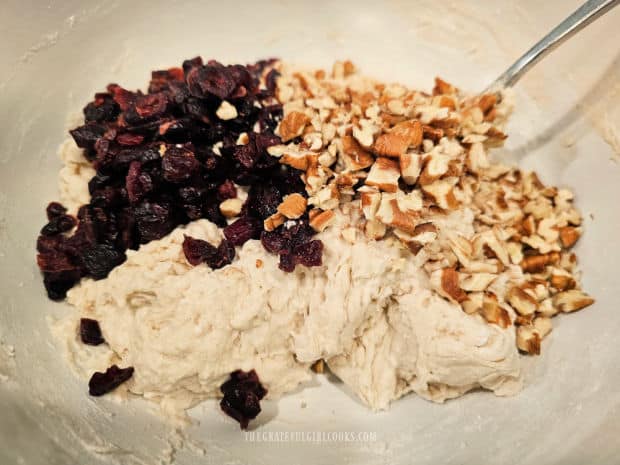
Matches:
[[487, 0, 619, 93]]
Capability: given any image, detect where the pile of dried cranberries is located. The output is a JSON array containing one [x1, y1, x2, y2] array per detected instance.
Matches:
[[36, 57, 324, 301]]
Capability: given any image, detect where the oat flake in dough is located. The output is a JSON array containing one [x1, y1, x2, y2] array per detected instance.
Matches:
[[61, 208, 521, 416]]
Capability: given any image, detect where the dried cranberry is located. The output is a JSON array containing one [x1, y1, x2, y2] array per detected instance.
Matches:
[[246, 183, 281, 220], [260, 230, 288, 254], [187, 63, 237, 99], [91, 186, 124, 208], [107, 84, 136, 111], [217, 180, 237, 201], [182, 235, 217, 266], [148, 68, 184, 93], [46, 202, 67, 220], [278, 252, 295, 272], [87, 171, 112, 195], [80, 318, 105, 345], [79, 244, 126, 280], [133, 202, 176, 243], [220, 369, 267, 430], [292, 240, 323, 267], [70, 123, 106, 150], [116, 132, 145, 146], [227, 64, 254, 91], [254, 132, 281, 152], [182, 56, 204, 75], [83, 93, 120, 123], [275, 167, 305, 197], [177, 186, 205, 204], [161, 146, 200, 183], [113, 146, 161, 169], [126, 161, 153, 204], [282, 221, 316, 249], [37, 234, 62, 254], [43, 272, 81, 300], [115, 208, 138, 251], [158, 119, 193, 142], [88, 365, 134, 396], [224, 216, 261, 247], [134, 93, 168, 120], [182, 235, 235, 269], [232, 143, 259, 169], [40, 215, 77, 236], [213, 239, 235, 269], [265, 69, 279, 95]]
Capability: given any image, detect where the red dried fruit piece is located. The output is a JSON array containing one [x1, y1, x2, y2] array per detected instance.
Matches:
[[182, 56, 204, 74], [183, 235, 217, 266], [278, 251, 296, 272], [40, 215, 76, 236], [232, 143, 259, 169], [217, 180, 237, 201], [227, 64, 254, 91], [254, 132, 281, 153], [246, 183, 282, 220], [186, 63, 237, 99], [43, 271, 82, 301], [182, 235, 235, 269], [161, 146, 200, 183], [91, 186, 125, 209], [262, 221, 322, 272], [133, 202, 177, 243], [281, 221, 315, 249], [107, 84, 136, 111], [134, 93, 168, 119], [36, 250, 75, 273], [213, 239, 236, 269], [260, 230, 288, 254], [88, 365, 134, 396], [46, 202, 67, 220], [265, 69, 280, 95], [116, 132, 145, 146], [220, 369, 267, 430], [113, 146, 161, 169], [148, 68, 184, 93], [80, 318, 105, 346], [232, 133, 281, 170], [79, 244, 126, 280], [125, 161, 153, 204], [37, 247, 83, 299], [177, 186, 206, 204], [37, 234, 62, 254], [292, 240, 323, 267], [70, 123, 106, 150], [83, 93, 120, 123], [223, 216, 261, 247], [276, 166, 306, 197]]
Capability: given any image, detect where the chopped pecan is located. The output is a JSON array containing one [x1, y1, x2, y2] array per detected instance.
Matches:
[[372, 120, 422, 157], [279, 111, 310, 142]]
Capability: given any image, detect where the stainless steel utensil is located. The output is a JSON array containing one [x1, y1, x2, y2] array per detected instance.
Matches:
[[487, 0, 619, 92]]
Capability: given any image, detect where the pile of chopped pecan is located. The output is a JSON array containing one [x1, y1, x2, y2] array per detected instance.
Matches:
[[269, 60, 594, 355]]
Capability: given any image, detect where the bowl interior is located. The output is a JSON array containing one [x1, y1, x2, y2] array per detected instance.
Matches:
[[1, 1, 619, 464]]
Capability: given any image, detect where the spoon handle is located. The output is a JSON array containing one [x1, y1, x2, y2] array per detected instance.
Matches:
[[488, 0, 619, 91]]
